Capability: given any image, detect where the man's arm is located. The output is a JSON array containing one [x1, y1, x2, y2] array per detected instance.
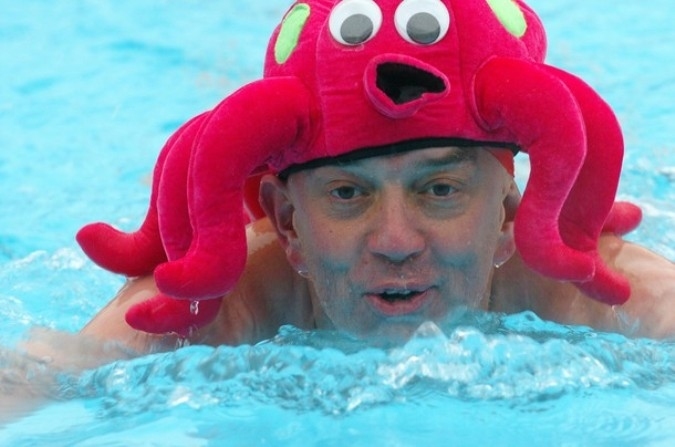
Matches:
[[596, 235, 675, 338], [14, 217, 301, 376], [3, 218, 308, 425], [79, 276, 182, 353], [495, 234, 675, 338]]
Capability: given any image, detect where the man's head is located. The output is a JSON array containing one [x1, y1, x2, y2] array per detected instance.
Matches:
[[261, 146, 518, 342]]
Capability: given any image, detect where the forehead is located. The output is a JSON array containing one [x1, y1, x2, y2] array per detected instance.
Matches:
[[301, 146, 488, 179]]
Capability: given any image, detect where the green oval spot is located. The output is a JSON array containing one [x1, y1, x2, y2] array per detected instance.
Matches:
[[274, 3, 311, 65], [485, 0, 527, 38]]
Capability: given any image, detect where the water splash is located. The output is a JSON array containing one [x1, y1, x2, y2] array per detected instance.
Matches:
[[189, 300, 199, 316], [59, 313, 675, 418]]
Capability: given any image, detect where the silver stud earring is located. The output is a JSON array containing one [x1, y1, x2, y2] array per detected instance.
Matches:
[[296, 268, 310, 278]]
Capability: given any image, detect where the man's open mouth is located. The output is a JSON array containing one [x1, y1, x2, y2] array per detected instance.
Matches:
[[378, 289, 423, 302], [367, 288, 430, 316]]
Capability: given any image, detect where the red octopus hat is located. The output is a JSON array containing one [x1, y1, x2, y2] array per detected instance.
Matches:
[[77, 0, 641, 336]]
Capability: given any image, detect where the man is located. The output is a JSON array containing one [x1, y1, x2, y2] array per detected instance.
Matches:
[[78, 145, 675, 355], [33, 0, 675, 356], [7, 142, 673, 423]]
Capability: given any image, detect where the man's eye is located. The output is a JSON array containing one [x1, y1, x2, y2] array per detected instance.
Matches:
[[428, 183, 455, 197], [330, 186, 360, 200]]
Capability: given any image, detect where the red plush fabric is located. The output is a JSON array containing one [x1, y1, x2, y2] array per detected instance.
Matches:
[[486, 149, 514, 176], [77, 0, 638, 335], [75, 113, 209, 277], [125, 295, 222, 338]]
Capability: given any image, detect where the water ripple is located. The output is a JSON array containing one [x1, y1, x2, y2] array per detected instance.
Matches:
[[62, 314, 675, 418]]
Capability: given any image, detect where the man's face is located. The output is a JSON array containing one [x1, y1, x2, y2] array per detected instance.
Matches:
[[266, 147, 515, 343]]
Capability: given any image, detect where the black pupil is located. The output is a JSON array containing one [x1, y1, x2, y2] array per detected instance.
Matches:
[[335, 186, 356, 199], [407, 12, 440, 44], [341, 14, 374, 44], [432, 184, 451, 196]]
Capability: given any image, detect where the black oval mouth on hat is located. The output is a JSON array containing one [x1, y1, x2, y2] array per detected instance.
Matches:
[[376, 62, 447, 105]]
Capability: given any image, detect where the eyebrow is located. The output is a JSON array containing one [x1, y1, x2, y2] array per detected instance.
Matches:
[[412, 148, 478, 170]]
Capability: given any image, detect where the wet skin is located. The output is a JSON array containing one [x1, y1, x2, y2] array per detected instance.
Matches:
[[260, 146, 515, 343]]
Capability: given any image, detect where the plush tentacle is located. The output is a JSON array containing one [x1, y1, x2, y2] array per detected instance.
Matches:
[[153, 78, 312, 301], [124, 78, 312, 335], [604, 201, 642, 236], [122, 118, 227, 337], [76, 114, 207, 277], [543, 66, 624, 251], [474, 57, 594, 281], [125, 113, 221, 335], [568, 201, 641, 305], [126, 124, 268, 335], [156, 113, 211, 259], [125, 294, 222, 338], [542, 66, 631, 304]]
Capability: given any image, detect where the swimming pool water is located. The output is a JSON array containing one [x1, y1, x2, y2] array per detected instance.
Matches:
[[2, 0, 675, 445]]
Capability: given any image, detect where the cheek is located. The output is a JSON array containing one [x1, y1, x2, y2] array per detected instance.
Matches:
[[294, 209, 358, 269], [292, 211, 366, 323], [434, 208, 501, 257], [431, 203, 503, 286]]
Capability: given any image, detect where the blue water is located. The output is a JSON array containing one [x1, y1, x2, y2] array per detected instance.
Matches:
[[2, 0, 675, 445]]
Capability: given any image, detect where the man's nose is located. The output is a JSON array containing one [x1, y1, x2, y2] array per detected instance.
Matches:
[[366, 191, 425, 263]]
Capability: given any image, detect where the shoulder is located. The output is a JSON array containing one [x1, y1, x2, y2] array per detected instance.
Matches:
[[492, 234, 675, 338], [201, 218, 314, 344]]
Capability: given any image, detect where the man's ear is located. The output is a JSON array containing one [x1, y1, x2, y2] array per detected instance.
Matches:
[[259, 174, 306, 271], [493, 180, 519, 267]]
